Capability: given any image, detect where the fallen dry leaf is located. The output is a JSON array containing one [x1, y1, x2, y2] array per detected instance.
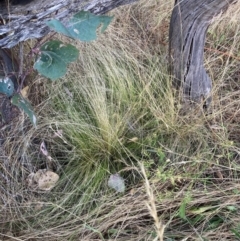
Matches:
[[40, 141, 48, 156], [53, 129, 63, 138], [27, 169, 59, 191], [35, 170, 59, 191], [20, 86, 29, 98], [40, 141, 52, 160]]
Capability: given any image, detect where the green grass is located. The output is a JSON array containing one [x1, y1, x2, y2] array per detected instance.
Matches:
[[1, 0, 240, 240]]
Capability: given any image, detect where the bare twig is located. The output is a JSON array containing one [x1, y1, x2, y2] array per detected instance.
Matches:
[[19, 42, 23, 77]]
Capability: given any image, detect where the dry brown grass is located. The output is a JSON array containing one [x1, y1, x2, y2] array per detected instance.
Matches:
[[1, 0, 240, 240]]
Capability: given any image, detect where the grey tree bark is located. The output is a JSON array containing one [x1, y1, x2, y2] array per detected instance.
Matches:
[[169, 0, 236, 106], [0, 0, 138, 48]]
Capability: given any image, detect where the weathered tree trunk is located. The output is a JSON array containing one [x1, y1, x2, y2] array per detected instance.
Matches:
[[0, 0, 138, 48], [169, 0, 236, 106]]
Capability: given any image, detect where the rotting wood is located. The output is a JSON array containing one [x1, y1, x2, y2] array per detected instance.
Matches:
[[169, 0, 236, 106]]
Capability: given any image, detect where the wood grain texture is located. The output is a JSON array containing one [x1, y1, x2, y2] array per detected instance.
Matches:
[[169, 0, 236, 105], [0, 0, 138, 48]]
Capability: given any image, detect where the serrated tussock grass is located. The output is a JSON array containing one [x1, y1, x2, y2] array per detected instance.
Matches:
[[1, 0, 240, 240]]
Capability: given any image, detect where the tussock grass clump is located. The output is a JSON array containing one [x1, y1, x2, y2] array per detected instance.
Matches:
[[1, 0, 240, 240]]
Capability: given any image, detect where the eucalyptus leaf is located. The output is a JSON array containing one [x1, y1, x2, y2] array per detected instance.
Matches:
[[34, 40, 79, 80], [46, 19, 72, 38], [47, 11, 113, 42], [0, 76, 14, 97], [11, 93, 37, 127]]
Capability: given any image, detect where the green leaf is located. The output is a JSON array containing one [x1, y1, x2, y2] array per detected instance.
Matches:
[[46, 11, 113, 42], [0, 76, 14, 97], [11, 93, 37, 127], [179, 200, 187, 220], [208, 216, 223, 229], [231, 229, 240, 239], [34, 40, 79, 80], [189, 205, 216, 215], [226, 205, 237, 212], [179, 195, 191, 221], [46, 19, 72, 38]]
